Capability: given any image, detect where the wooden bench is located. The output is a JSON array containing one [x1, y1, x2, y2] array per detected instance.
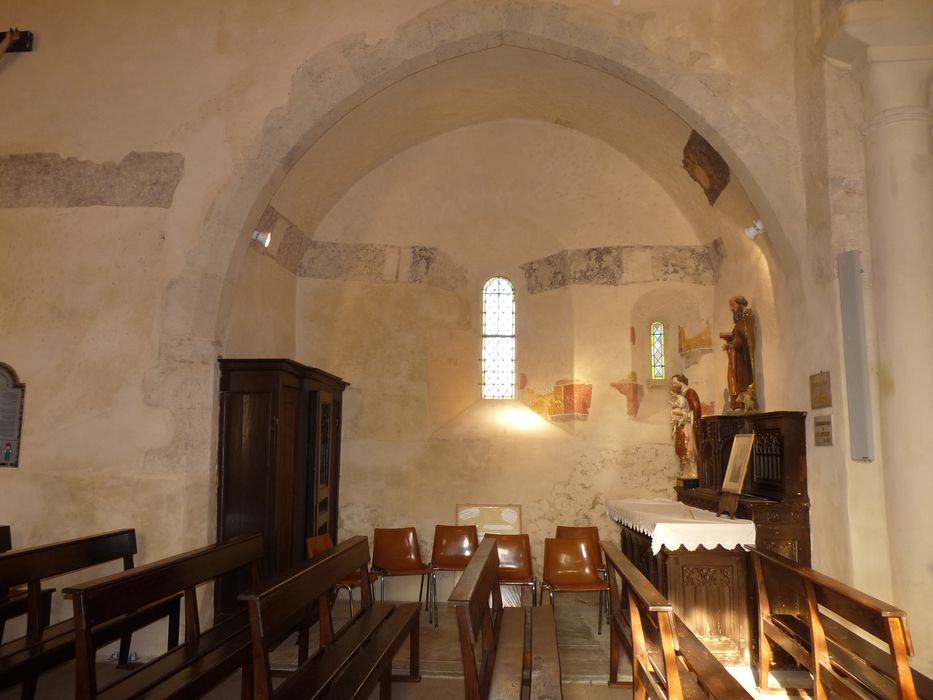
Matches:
[[748, 545, 933, 700], [0, 526, 53, 646], [0, 529, 182, 700], [447, 537, 562, 700], [241, 534, 420, 699], [63, 534, 263, 699], [601, 540, 753, 699]]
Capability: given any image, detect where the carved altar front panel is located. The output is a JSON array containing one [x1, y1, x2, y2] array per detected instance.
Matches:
[[618, 525, 749, 664], [665, 549, 748, 664]]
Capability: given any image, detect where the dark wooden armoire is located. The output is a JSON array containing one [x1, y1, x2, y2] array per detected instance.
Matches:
[[214, 358, 347, 616]]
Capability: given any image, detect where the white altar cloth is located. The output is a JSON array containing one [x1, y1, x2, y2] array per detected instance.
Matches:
[[607, 498, 756, 555]]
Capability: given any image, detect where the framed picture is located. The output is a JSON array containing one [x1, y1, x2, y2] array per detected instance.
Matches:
[[456, 504, 522, 538], [722, 433, 755, 494]]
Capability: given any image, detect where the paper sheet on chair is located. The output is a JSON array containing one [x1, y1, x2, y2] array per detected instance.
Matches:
[[606, 498, 756, 554]]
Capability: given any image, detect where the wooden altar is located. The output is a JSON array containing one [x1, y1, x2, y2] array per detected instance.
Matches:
[[610, 500, 754, 663], [612, 412, 810, 665]]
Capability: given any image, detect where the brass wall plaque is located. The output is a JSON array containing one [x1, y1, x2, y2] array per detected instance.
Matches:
[[814, 415, 833, 446], [810, 371, 832, 409]]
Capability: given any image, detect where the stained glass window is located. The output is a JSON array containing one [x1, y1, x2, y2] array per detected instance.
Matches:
[[482, 277, 515, 399], [650, 321, 665, 380]]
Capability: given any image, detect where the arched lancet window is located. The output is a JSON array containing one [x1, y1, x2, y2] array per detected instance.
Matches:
[[650, 321, 665, 381], [482, 277, 515, 399]]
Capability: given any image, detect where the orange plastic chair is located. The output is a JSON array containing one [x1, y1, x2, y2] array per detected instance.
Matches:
[[540, 537, 609, 634], [556, 525, 608, 616], [429, 525, 479, 627], [371, 527, 434, 622], [306, 533, 380, 617], [555, 526, 605, 573], [489, 533, 536, 606]]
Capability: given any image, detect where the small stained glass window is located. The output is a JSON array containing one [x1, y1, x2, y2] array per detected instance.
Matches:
[[650, 321, 665, 380], [482, 277, 515, 399]]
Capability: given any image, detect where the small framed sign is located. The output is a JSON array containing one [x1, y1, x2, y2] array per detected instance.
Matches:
[[456, 504, 522, 538], [814, 415, 833, 446], [810, 371, 832, 409], [722, 434, 755, 494], [718, 433, 755, 519]]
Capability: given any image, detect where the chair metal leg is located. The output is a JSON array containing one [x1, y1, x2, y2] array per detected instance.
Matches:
[[380, 576, 385, 602], [597, 590, 603, 635], [426, 573, 434, 626], [531, 581, 537, 607], [432, 573, 439, 628], [338, 584, 354, 617], [549, 589, 555, 607]]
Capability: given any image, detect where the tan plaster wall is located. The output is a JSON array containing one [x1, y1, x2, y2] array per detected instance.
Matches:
[[224, 245, 297, 358]]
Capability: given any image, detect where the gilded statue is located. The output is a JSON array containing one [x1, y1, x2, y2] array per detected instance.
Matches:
[[720, 295, 758, 412], [669, 374, 701, 481]]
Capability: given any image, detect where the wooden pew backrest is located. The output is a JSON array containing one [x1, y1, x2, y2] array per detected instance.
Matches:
[[65, 534, 263, 627], [747, 545, 918, 700], [447, 537, 501, 646], [0, 529, 137, 589], [241, 535, 372, 648]]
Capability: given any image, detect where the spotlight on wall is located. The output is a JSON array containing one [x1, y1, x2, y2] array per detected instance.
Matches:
[[743, 219, 765, 240], [251, 230, 271, 248]]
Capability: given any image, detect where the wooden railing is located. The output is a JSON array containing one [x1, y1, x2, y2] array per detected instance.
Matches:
[[601, 540, 753, 699]]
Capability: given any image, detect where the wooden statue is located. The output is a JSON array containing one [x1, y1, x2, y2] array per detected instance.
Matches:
[[670, 374, 701, 483], [720, 295, 758, 412]]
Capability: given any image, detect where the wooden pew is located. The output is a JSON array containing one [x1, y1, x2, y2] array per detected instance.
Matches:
[[240, 534, 421, 699], [64, 534, 263, 699], [447, 537, 562, 700], [0, 529, 181, 700], [0, 525, 52, 652], [601, 539, 753, 699], [748, 545, 932, 700]]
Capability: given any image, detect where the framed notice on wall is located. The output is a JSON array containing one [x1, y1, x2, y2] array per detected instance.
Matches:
[[0, 364, 25, 467], [456, 504, 522, 538]]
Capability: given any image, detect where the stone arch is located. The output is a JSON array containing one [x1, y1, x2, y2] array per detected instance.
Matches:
[[148, 1, 804, 473]]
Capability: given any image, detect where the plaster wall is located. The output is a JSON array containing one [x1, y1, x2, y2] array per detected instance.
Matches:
[[224, 245, 297, 358]]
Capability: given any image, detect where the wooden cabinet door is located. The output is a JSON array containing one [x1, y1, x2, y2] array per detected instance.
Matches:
[[307, 389, 341, 540], [215, 364, 302, 616]]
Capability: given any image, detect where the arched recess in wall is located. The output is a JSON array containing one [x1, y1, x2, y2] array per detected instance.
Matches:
[[629, 286, 712, 423], [148, 5, 804, 472]]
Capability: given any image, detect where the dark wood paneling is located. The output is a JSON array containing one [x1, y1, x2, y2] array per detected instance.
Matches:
[[682, 411, 810, 568]]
